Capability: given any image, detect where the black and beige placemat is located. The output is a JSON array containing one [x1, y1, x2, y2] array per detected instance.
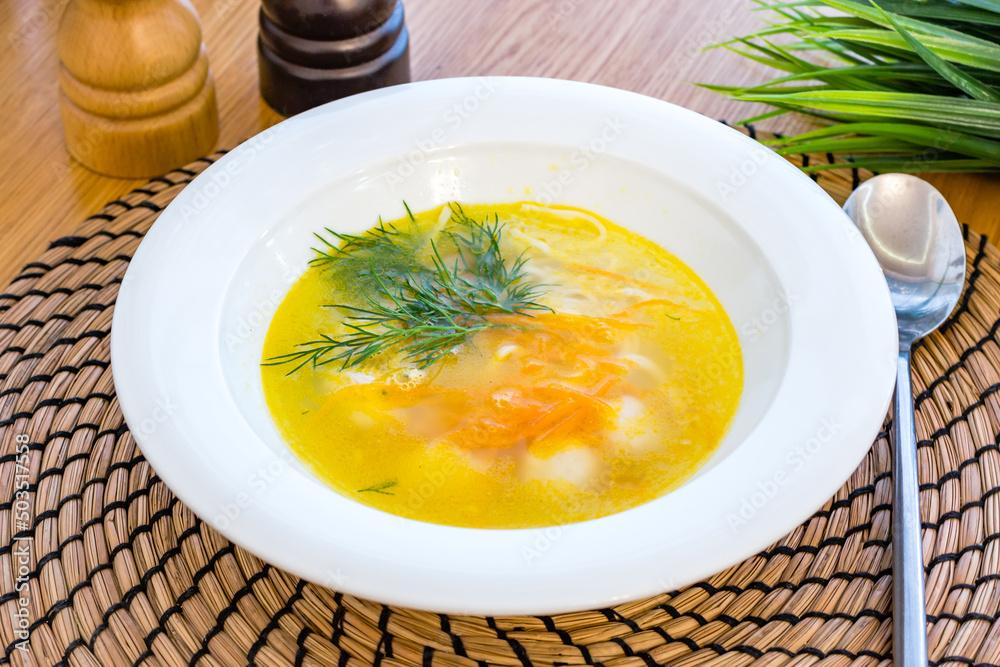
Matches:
[[2, 129, 1000, 667]]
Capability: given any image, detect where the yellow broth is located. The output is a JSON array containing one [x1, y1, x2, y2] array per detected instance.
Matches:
[[261, 202, 742, 528]]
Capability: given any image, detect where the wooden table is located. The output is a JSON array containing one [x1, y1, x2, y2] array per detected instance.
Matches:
[[1, 0, 998, 289]]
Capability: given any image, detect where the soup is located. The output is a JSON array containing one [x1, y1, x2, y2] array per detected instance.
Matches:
[[261, 202, 742, 528]]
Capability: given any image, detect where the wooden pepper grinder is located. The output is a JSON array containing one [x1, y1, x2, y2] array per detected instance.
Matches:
[[258, 0, 410, 117], [57, 0, 220, 178]]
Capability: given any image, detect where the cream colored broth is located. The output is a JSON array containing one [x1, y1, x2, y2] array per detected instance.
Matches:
[[261, 202, 742, 528]]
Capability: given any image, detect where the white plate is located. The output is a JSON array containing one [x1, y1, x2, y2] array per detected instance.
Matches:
[[110, 77, 897, 614]]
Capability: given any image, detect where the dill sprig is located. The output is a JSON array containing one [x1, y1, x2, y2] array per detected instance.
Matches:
[[309, 218, 403, 268], [442, 205, 551, 316], [308, 202, 423, 288], [357, 480, 397, 495], [264, 203, 552, 373]]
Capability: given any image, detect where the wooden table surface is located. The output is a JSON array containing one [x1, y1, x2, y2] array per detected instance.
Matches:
[[2, 0, 998, 289]]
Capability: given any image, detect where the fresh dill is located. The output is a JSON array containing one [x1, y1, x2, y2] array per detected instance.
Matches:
[[264, 203, 552, 373], [308, 203, 424, 286], [357, 480, 398, 495], [309, 218, 403, 267]]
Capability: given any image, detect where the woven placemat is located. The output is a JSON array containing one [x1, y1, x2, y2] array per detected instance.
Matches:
[[2, 128, 999, 667]]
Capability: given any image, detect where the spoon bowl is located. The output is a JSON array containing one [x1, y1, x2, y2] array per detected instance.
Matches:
[[844, 173, 966, 345]]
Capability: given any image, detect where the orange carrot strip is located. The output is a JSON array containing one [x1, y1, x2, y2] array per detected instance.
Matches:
[[614, 298, 690, 317], [532, 407, 587, 443], [566, 263, 665, 291], [486, 312, 648, 331]]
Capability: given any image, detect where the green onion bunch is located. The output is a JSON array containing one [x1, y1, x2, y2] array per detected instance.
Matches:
[[705, 0, 1000, 173]]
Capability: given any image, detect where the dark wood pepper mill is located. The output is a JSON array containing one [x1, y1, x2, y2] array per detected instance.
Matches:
[[258, 0, 410, 117]]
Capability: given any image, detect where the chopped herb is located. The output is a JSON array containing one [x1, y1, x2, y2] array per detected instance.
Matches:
[[357, 480, 398, 495]]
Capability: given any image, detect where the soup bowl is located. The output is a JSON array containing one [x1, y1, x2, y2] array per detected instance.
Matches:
[[110, 77, 897, 614]]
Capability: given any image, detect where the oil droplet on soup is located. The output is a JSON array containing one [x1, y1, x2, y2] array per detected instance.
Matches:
[[261, 202, 743, 528]]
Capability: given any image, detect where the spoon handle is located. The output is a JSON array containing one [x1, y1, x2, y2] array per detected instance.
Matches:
[[893, 347, 928, 667]]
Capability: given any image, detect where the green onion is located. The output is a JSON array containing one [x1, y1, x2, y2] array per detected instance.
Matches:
[[704, 0, 1000, 172]]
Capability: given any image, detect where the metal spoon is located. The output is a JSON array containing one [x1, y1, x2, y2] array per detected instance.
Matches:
[[844, 174, 966, 667]]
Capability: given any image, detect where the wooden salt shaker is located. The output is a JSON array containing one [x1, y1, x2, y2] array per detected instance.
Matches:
[[57, 0, 219, 178], [258, 0, 410, 117]]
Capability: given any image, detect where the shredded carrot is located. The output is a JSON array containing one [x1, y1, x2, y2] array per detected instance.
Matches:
[[567, 263, 665, 291], [614, 299, 689, 317], [318, 303, 667, 452], [487, 311, 647, 332]]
